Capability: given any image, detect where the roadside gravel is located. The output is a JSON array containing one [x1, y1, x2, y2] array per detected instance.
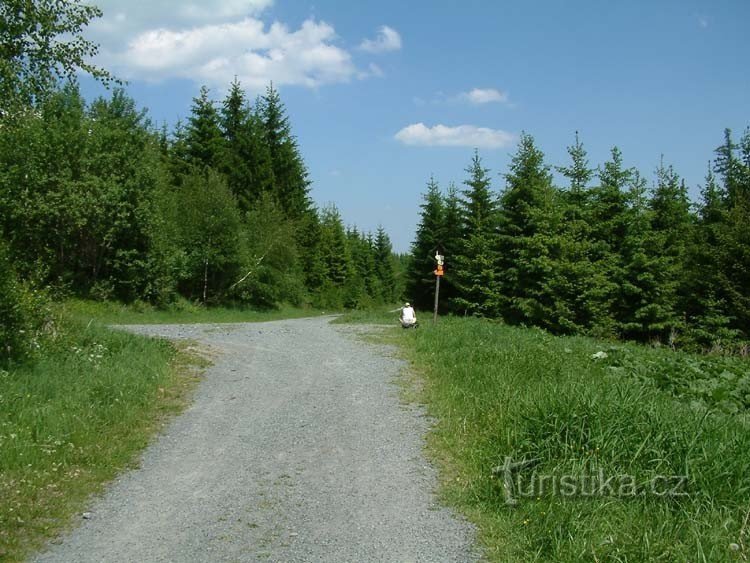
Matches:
[[32, 317, 478, 563]]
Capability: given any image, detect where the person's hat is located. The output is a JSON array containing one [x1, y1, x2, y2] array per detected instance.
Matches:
[[404, 302, 410, 307]]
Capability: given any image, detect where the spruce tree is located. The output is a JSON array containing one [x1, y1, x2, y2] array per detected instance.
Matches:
[[496, 135, 557, 325], [258, 84, 311, 219], [345, 227, 375, 306], [185, 86, 223, 170], [642, 161, 692, 340], [439, 182, 463, 313], [374, 226, 397, 303], [549, 133, 615, 334], [556, 131, 594, 218], [714, 128, 743, 207], [684, 163, 737, 347], [405, 176, 444, 310], [714, 127, 750, 337], [452, 151, 500, 317], [614, 169, 681, 342], [316, 205, 352, 308], [219, 79, 274, 212], [590, 147, 632, 254]]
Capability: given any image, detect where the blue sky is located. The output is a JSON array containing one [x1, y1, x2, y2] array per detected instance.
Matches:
[[80, 0, 750, 252]]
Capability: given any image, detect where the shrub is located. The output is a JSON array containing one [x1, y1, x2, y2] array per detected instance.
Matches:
[[0, 242, 29, 363]]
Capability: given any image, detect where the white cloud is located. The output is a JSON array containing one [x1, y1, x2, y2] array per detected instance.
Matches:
[[91, 0, 273, 34], [359, 25, 402, 53], [462, 88, 509, 104], [358, 62, 385, 80], [104, 17, 357, 90], [413, 88, 511, 106], [394, 123, 515, 149]]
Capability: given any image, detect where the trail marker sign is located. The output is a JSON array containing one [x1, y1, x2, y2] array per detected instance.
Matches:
[[433, 252, 445, 323]]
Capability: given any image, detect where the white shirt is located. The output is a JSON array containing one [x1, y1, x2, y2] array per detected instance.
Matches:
[[401, 306, 416, 322]]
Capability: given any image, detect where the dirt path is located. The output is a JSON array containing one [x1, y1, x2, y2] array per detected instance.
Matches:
[[32, 317, 477, 562]]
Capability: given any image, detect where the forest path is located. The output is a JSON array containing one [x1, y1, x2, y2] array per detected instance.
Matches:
[[32, 317, 477, 563]]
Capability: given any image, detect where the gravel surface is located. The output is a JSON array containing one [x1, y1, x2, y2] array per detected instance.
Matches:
[[32, 317, 478, 563]]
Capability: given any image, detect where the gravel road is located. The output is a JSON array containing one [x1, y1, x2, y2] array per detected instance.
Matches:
[[32, 317, 478, 563]]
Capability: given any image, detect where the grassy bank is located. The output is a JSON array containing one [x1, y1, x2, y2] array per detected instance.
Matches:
[[393, 317, 750, 561], [0, 318, 207, 561], [63, 298, 332, 325], [332, 305, 402, 325]]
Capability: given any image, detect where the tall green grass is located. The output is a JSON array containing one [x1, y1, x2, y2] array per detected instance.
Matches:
[[401, 317, 750, 562], [0, 319, 204, 561], [63, 298, 332, 325], [332, 305, 403, 325]]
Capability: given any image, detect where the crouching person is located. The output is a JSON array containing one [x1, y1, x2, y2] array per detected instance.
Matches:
[[400, 302, 418, 328]]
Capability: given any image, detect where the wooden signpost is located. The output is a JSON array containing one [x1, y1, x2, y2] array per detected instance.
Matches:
[[433, 252, 444, 324]]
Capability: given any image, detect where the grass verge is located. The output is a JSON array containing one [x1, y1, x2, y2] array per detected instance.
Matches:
[[332, 305, 403, 325], [358, 316, 750, 562], [0, 318, 208, 561], [63, 298, 334, 325]]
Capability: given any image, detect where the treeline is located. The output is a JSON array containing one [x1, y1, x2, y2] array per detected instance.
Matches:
[[407, 131, 750, 351], [0, 81, 400, 361]]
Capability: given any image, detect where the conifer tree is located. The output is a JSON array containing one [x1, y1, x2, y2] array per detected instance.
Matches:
[[167, 119, 191, 182], [590, 147, 632, 254], [345, 227, 376, 306], [588, 147, 635, 334], [548, 133, 615, 334], [612, 168, 684, 342], [405, 176, 444, 310], [452, 151, 500, 317], [637, 161, 692, 340], [556, 131, 594, 217], [712, 128, 750, 337], [374, 226, 396, 303], [219, 79, 274, 212], [185, 86, 223, 170], [439, 182, 463, 312], [316, 205, 352, 307], [496, 135, 557, 324], [714, 128, 744, 207], [258, 84, 311, 219], [683, 164, 737, 347], [297, 207, 325, 293]]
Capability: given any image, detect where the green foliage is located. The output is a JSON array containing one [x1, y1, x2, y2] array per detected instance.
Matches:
[[547, 133, 615, 335], [439, 183, 463, 312], [0, 317, 186, 560], [0, 86, 171, 301], [62, 298, 323, 325], [451, 152, 501, 317], [0, 0, 115, 115], [402, 318, 750, 561], [497, 135, 557, 325], [218, 79, 274, 212], [176, 169, 242, 303], [405, 127, 749, 349], [257, 83, 311, 220], [0, 241, 30, 363], [232, 193, 305, 308], [405, 176, 444, 310], [0, 74, 399, 312], [184, 86, 224, 170], [313, 205, 352, 308], [374, 226, 397, 303]]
